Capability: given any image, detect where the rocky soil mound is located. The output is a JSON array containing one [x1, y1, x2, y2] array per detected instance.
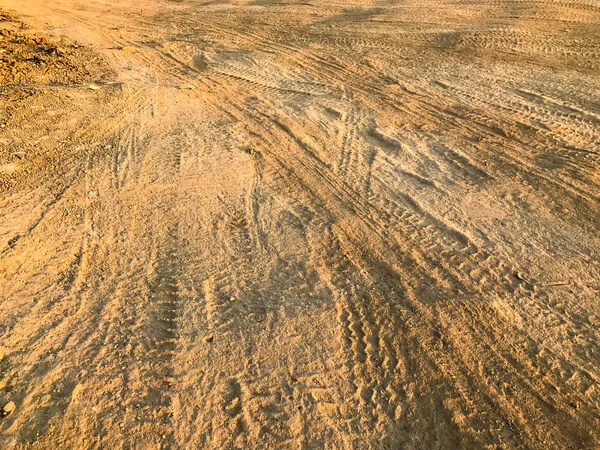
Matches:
[[0, 11, 104, 86]]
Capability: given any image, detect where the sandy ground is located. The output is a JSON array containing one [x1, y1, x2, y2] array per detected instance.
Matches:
[[0, 0, 599, 448]]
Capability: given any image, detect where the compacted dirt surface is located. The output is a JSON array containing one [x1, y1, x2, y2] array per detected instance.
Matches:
[[0, 0, 599, 448]]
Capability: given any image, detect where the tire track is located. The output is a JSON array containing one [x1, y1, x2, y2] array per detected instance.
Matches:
[[138, 226, 180, 447]]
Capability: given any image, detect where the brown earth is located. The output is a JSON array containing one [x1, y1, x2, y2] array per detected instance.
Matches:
[[0, 0, 599, 449]]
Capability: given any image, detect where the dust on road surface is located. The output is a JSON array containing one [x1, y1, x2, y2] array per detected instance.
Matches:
[[0, 0, 599, 448]]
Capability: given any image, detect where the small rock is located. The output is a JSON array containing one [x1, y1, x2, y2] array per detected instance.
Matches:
[[229, 296, 235, 302], [87, 84, 100, 91], [2, 400, 16, 416], [204, 335, 214, 343], [179, 84, 194, 90]]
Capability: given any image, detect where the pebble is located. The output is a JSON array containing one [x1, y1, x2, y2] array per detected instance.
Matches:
[[2, 400, 16, 416]]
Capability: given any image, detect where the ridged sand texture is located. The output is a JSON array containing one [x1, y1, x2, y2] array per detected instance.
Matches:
[[0, 0, 599, 448]]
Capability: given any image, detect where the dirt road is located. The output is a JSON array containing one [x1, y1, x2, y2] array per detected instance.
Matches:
[[1, 0, 599, 448]]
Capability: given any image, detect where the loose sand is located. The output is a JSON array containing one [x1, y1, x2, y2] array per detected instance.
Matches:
[[0, 0, 599, 448]]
